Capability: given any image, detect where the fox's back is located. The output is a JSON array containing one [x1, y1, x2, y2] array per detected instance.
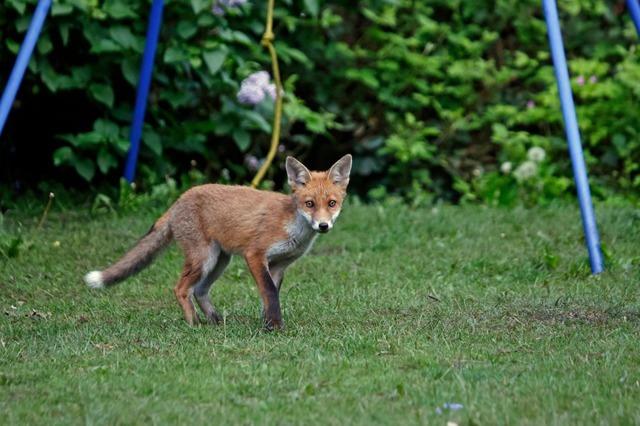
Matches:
[[171, 184, 296, 253]]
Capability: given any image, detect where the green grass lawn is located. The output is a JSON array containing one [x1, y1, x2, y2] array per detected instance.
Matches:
[[1, 202, 639, 425]]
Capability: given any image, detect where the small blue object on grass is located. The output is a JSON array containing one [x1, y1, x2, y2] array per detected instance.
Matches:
[[435, 402, 464, 414], [123, 0, 164, 183], [628, 0, 640, 36], [542, 0, 604, 274], [0, 0, 52, 137]]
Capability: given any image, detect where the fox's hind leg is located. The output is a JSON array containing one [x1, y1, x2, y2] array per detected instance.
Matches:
[[193, 243, 230, 325], [174, 260, 204, 326]]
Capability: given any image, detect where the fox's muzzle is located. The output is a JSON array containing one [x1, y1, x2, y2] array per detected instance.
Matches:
[[312, 220, 332, 233]]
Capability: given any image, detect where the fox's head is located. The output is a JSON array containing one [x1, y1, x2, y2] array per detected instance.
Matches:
[[286, 154, 352, 233]]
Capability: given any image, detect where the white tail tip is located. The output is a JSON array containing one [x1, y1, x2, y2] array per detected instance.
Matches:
[[84, 271, 104, 289]]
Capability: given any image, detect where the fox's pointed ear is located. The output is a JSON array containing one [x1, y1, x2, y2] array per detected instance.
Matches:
[[286, 156, 312, 189], [328, 154, 352, 188]]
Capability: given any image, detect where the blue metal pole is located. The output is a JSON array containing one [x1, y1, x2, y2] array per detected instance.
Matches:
[[628, 0, 640, 36], [0, 0, 52, 138], [542, 0, 604, 274], [123, 0, 164, 183]]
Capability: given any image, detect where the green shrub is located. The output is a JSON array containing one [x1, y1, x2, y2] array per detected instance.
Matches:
[[1, 0, 334, 190], [327, 0, 640, 204], [0, 0, 638, 205]]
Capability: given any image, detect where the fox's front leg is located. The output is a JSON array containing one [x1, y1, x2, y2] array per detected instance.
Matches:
[[269, 260, 291, 291], [245, 253, 282, 331]]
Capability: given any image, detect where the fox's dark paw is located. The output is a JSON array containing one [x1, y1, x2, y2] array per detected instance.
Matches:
[[263, 317, 284, 332], [206, 312, 223, 325]]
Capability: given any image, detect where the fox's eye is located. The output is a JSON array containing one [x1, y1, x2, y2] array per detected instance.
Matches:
[[305, 200, 315, 208], [328, 200, 337, 208]]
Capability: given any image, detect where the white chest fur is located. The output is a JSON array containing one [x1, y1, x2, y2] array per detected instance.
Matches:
[[266, 212, 317, 263]]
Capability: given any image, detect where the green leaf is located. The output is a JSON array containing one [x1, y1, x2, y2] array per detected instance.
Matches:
[[203, 49, 227, 75], [91, 39, 122, 54], [143, 131, 162, 156], [40, 62, 61, 91], [159, 90, 192, 108], [58, 23, 71, 46], [190, 0, 208, 13], [114, 139, 130, 154], [276, 45, 312, 67], [28, 57, 38, 74], [164, 47, 188, 63], [103, 0, 137, 19], [303, 0, 319, 18], [97, 148, 117, 174], [177, 21, 198, 39], [51, 3, 73, 16], [344, 68, 379, 89], [189, 56, 203, 68], [232, 129, 251, 151], [74, 157, 96, 181], [89, 84, 114, 107], [71, 67, 91, 87], [37, 35, 53, 54], [242, 111, 271, 133], [6, 39, 20, 55], [7, 0, 26, 14], [94, 119, 120, 140], [53, 147, 74, 166], [121, 57, 139, 86], [197, 14, 215, 27], [110, 26, 139, 50], [15, 16, 30, 32], [217, 29, 252, 45], [61, 132, 103, 147], [362, 6, 397, 26], [212, 118, 233, 136]]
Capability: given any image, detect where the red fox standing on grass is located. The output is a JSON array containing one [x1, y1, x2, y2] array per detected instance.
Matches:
[[84, 155, 352, 330]]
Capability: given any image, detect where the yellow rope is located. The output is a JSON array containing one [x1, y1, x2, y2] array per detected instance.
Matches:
[[251, 0, 283, 188]]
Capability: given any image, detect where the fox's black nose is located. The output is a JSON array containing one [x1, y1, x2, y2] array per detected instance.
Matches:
[[318, 222, 329, 231]]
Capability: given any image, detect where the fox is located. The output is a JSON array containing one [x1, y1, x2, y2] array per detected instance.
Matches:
[[84, 154, 352, 330]]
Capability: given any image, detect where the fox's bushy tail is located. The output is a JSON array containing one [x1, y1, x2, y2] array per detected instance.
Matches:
[[84, 214, 173, 289]]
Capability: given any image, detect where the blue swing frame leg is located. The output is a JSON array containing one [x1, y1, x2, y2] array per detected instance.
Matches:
[[542, 0, 604, 274], [123, 0, 164, 183], [628, 0, 640, 36], [0, 0, 52, 138]]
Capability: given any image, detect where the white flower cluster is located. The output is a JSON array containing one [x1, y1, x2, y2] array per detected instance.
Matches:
[[527, 146, 546, 162], [513, 161, 537, 181], [237, 71, 277, 105], [502, 147, 546, 182]]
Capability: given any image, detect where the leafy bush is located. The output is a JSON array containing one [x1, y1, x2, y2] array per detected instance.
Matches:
[[319, 0, 640, 204], [1, 0, 333, 189], [0, 0, 638, 205]]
